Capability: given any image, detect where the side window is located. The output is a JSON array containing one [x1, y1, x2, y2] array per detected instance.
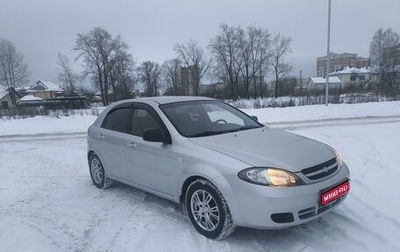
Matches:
[[130, 108, 160, 137], [102, 107, 131, 133]]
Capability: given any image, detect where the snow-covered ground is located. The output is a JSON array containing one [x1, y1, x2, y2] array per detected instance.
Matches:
[[1, 101, 400, 251]]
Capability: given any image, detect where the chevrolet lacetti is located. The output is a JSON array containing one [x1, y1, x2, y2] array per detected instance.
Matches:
[[87, 96, 350, 240]]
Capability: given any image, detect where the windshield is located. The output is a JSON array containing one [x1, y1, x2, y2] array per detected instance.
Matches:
[[160, 100, 263, 137]]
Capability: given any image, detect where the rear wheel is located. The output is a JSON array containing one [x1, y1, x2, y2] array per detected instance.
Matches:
[[186, 179, 236, 240], [89, 153, 113, 189]]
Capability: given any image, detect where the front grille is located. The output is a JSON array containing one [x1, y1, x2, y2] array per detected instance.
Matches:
[[301, 158, 338, 180], [298, 207, 315, 220]]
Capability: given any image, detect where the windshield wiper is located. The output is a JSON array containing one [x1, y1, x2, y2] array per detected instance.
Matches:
[[220, 125, 263, 134], [188, 130, 225, 138], [189, 125, 263, 138], [238, 125, 263, 131]]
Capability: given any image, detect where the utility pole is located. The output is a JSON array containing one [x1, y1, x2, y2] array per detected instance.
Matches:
[[325, 0, 332, 106]]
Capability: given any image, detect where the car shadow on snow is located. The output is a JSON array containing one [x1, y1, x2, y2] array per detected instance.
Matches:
[[92, 180, 347, 249]]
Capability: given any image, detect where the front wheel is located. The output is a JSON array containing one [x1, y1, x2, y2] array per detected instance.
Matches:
[[89, 153, 113, 189], [186, 179, 236, 240]]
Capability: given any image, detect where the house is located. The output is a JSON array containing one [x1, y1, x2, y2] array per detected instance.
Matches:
[[18, 80, 87, 109], [329, 66, 379, 89], [27, 80, 64, 99], [0, 87, 21, 109], [307, 77, 341, 91]]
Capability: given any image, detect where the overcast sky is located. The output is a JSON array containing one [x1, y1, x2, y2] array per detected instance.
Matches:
[[1, 0, 399, 85]]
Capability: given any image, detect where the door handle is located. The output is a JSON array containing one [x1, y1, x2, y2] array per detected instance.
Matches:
[[127, 141, 137, 148], [99, 134, 105, 140]]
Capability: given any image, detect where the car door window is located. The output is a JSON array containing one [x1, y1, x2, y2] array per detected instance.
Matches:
[[102, 107, 131, 133], [130, 108, 160, 137]]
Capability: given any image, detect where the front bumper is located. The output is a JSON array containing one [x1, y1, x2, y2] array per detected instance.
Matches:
[[213, 163, 350, 229]]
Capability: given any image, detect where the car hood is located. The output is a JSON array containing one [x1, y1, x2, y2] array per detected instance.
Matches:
[[189, 127, 335, 172]]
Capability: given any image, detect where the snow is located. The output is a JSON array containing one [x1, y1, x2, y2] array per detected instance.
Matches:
[[330, 66, 371, 75], [30, 80, 64, 92], [1, 101, 400, 251], [1, 101, 400, 136], [20, 95, 44, 101], [244, 101, 400, 124], [0, 87, 7, 100]]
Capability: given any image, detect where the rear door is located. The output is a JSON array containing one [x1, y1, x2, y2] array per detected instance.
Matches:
[[96, 103, 132, 179]]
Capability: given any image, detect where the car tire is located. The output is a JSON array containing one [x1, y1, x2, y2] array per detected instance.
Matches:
[[186, 179, 236, 240], [89, 153, 113, 189]]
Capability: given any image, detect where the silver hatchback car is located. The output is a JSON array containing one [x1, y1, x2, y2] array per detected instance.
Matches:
[[87, 96, 350, 240]]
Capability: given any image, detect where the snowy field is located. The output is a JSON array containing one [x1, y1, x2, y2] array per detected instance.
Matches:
[[1, 101, 400, 251]]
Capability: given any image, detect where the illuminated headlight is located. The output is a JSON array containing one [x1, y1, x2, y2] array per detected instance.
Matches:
[[238, 168, 304, 187], [334, 150, 344, 168]]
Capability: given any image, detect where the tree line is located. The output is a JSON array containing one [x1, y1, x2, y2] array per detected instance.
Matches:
[[1, 26, 399, 107]]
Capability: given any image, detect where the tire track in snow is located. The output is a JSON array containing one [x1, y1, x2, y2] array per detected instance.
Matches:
[[266, 115, 400, 130], [0, 132, 87, 142]]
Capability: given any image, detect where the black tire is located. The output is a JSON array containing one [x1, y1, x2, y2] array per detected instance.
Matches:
[[89, 153, 113, 189], [186, 179, 236, 240]]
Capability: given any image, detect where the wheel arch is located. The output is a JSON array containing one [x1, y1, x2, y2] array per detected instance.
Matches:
[[179, 174, 236, 219], [181, 175, 237, 239], [180, 175, 204, 213], [87, 150, 95, 162]]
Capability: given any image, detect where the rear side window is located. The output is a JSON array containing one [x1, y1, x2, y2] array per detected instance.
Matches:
[[102, 107, 131, 133]]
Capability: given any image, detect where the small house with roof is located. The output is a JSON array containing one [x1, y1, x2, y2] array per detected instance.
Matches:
[[306, 76, 341, 91], [0, 87, 21, 109], [27, 80, 64, 99], [329, 66, 378, 89]]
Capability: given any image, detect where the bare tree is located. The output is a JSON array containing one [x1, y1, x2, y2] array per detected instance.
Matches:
[[174, 40, 211, 96], [137, 61, 161, 97], [236, 25, 271, 99], [209, 24, 242, 99], [209, 24, 271, 99], [74, 27, 134, 105], [108, 35, 136, 100], [248, 26, 270, 99], [56, 52, 79, 96], [0, 38, 30, 105], [369, 28, 400, 89], [270, 33, 293, 98], [162, 58, 183, 95]]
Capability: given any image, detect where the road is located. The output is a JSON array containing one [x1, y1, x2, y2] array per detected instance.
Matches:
[[1, 115, 399, 141]]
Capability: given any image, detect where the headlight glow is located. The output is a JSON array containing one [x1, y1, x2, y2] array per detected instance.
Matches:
[[239, 168, 304, 187]]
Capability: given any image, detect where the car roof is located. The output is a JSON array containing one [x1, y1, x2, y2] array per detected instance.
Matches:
[[122, 96, 217, 105]]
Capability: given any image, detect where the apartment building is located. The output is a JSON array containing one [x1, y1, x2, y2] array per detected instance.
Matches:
[[317, 53, 370, 77]]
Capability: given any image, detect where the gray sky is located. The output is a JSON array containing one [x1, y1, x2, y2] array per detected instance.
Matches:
[[1, 0, 399, 85]]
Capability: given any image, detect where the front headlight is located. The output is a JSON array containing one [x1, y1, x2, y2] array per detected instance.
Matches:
[[238, 168, 304, 187]]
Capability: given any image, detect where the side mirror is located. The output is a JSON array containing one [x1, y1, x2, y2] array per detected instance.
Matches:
[[251, 116, 259, 121], [143, 128, 171, 144]]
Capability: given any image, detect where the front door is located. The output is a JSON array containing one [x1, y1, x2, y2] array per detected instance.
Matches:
[[124, 106, 175, 197]]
